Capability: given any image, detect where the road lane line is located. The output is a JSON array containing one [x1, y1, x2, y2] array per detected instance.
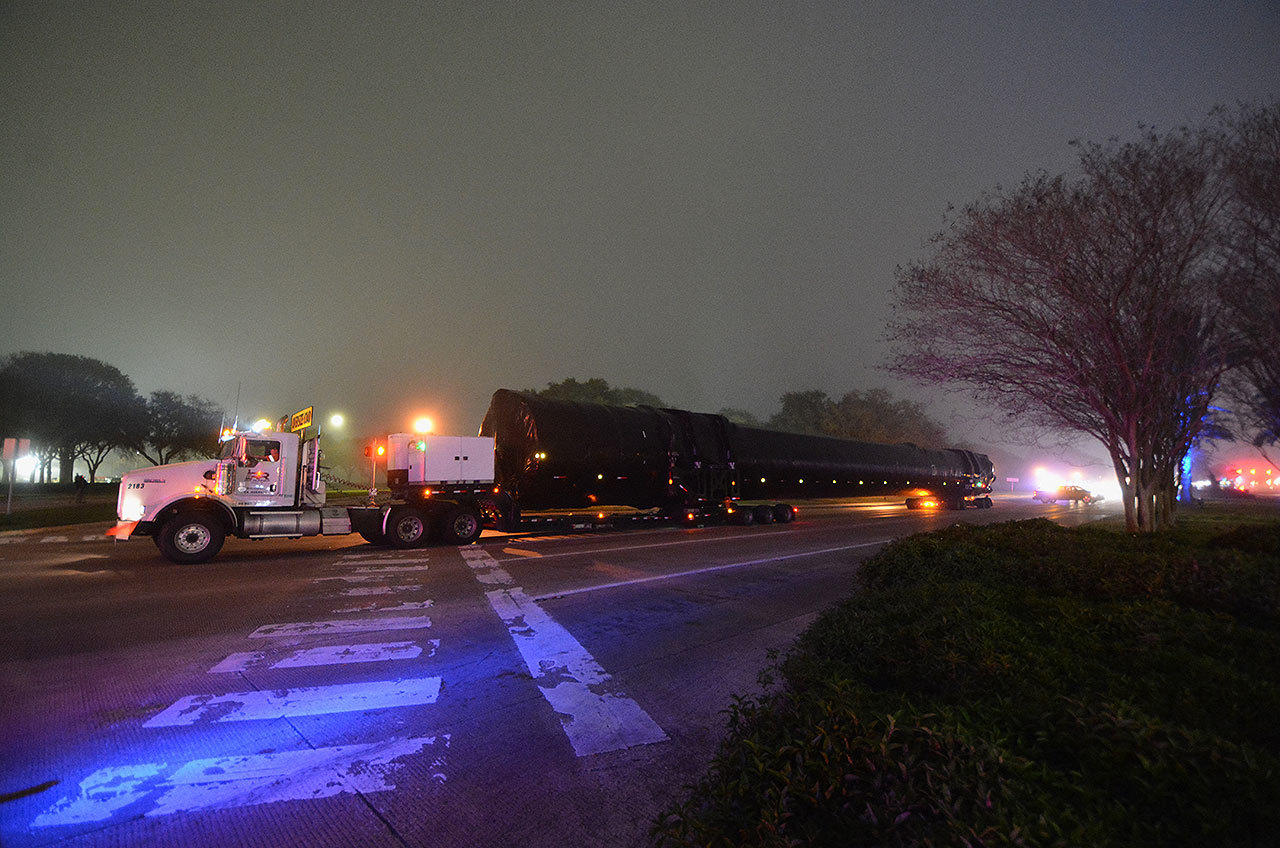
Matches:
[[31, 736, 446, 827], [352, 565, 430, 573], [485, 529, 813, 562], [532, 540, 890, 600], [460, 547, 667, 757], [38, 535, 69, 544], [143, 676, 442, 726], [248, 615, 431, 638]]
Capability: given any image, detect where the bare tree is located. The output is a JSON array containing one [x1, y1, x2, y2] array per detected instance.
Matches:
[[1220, 102, 1280, 462], [888, 127, 1232, 532]]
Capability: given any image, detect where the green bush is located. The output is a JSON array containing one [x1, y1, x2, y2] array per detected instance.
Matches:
[[654, 515, 1280, 847]]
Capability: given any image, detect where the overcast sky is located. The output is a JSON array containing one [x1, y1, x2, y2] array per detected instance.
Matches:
[[3, 1, 1278, 450]]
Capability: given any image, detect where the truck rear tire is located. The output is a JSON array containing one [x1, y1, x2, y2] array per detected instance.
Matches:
[[156, 511, 225, 564], [773, 504, 795, 523], [442, 506, 482, 545], [388, 507, 429, 548], [752, 505, 774, 524]]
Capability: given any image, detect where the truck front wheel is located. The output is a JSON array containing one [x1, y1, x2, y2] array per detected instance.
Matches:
[[443, 507, 482, 545], [388, 507, 429, 549], [156, 511, 226, 564]]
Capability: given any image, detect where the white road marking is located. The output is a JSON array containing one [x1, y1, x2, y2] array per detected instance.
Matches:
[[339, 553, 429, 564], [271, 640, 432, 668], [311, 574, 395, 583], [333, 600, 433, 613], [39, 535, 69, 544], [209, 641, 437, 672], [31, 736, 446, 827], [143, 676, 442, 726], [31, 763, 166, 825], [534, 540, 891, 600], [352, 565, 430, 573], [460, 547, 667, 757], [485, 530, 800, 562], [339, 584, 423, 596], [209, 652, 267, 673], [248, 615, 432, 638]]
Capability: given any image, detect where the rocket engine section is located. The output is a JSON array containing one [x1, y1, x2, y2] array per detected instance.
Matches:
[[479, 389, 995, 511]]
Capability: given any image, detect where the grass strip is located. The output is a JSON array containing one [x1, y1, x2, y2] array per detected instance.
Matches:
[[654, 511, 1280, 847]]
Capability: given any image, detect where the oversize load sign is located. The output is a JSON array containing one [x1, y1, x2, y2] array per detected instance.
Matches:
[[290, 407, 314, 433]]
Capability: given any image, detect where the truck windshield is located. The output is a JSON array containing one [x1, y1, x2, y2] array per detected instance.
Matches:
[[219, 440, 238, 460]]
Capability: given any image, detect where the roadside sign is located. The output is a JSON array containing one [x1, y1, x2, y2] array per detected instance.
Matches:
[[4, 438, 30, 514], [3, 438, 30, 460], [290, 406, 314, 433]]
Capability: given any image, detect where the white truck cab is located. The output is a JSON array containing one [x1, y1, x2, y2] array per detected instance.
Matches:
[[113, 428, 337, 563]]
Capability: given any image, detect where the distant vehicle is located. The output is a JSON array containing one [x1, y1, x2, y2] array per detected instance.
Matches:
[[1033, 485, 1097, 504]]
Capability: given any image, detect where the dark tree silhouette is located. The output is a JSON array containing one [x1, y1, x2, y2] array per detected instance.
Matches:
[[527, 378, 665, 408], [0, 352, 140, 482], [133, 390, 223, 466], [768, 389, 947, 446]]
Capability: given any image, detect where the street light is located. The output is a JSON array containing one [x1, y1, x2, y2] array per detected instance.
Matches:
[[413, 417, 433, 434], [330, 413, 345, 428], [252, 419, 272, 433]]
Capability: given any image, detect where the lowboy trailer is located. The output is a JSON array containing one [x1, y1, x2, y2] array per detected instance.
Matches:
[[111, 390, 994, 564]]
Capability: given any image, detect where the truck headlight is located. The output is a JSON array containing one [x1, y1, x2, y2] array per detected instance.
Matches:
[[120, 498, 145, 522]]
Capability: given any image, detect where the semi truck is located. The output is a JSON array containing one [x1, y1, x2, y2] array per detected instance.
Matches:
[[111, 390, 995, 564]]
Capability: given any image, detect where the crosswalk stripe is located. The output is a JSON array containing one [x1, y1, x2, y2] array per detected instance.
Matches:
[[248, 615, 431, 638], [31, 736, 446, 826], [143, 676, 442, 726]]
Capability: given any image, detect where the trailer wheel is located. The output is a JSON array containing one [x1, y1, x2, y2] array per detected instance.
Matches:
[[731, 506, 755, 526], [156, 511, 225, 564], [443, 506, 482, 545], [752, 505, 774, 525], [388, 507, 429, 548], [772, 504, 795, 523]]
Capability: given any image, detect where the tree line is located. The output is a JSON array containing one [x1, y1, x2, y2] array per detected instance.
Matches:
[[0, 352, 222, 483], [887, 101, 1278, 532], [527, 378, 948, 446]]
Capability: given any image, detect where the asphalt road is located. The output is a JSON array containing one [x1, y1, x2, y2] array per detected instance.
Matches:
[[0, 495, 1119, 848]]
